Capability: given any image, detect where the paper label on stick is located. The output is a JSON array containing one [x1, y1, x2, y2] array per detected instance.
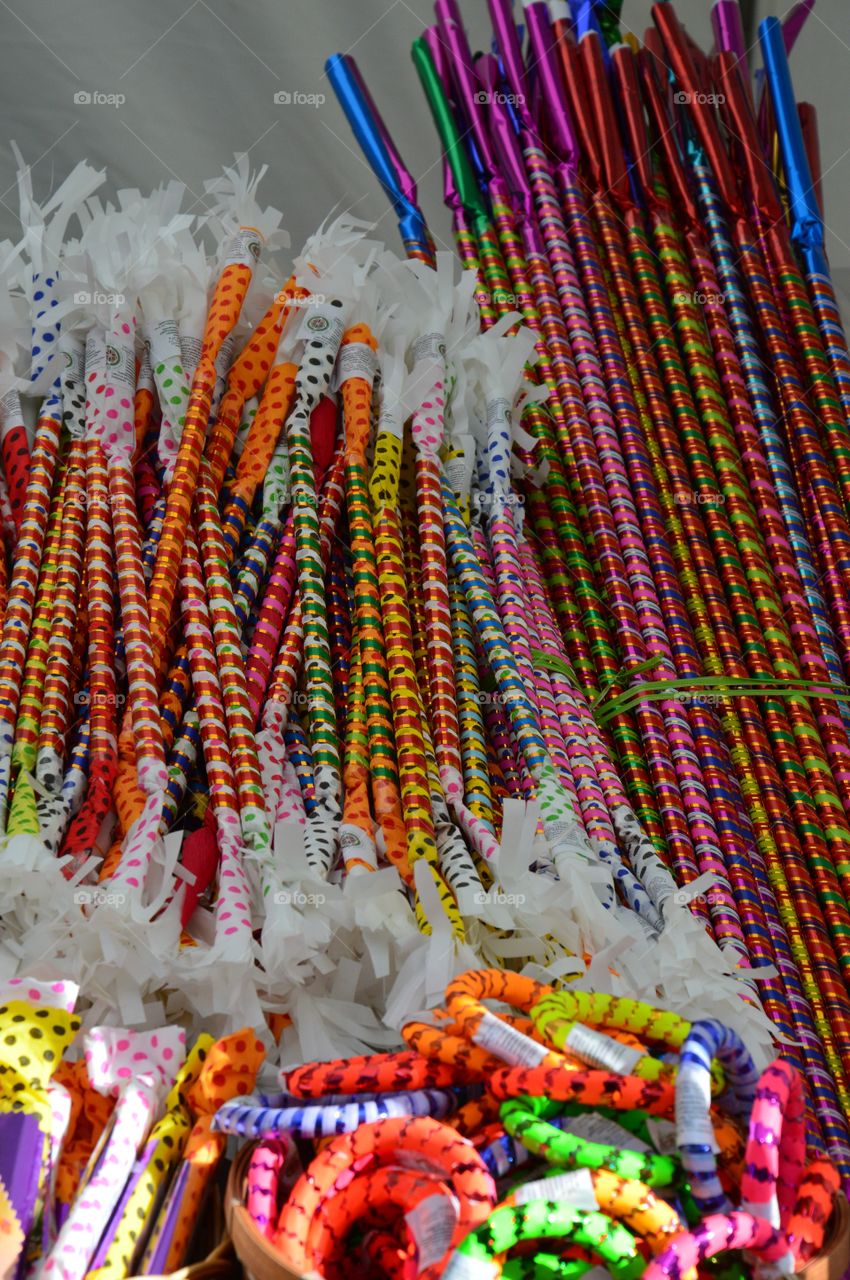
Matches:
[[331, 341, 377, 392], [565, 1023, 643, 1075], [471, 1010, 548, 1068], [294, 302, 345, 354], [647, 1118, 680, 1155], [443, 1254, 499, 1280], [410, 331, 444, 364], [394, 1149, 448, 1179], [405, 1193, 458, 1270], [513, 1167, 597, 1210], [222, 227, 263, 269], [676, 1062, 720, 1152], [565, 1111, 650, 1153]]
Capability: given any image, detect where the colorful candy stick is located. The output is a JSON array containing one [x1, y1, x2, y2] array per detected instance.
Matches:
[[0, 407, 63, 834], [340, 324, 409, 880], [147, 214, 270, 680]]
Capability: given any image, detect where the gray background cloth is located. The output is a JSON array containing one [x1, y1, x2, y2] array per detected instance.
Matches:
[[0, 0, 848, 284]]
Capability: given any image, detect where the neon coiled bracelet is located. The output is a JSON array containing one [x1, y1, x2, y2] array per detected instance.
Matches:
[[530, 990, 726, 1093], [212, 1085, 466, 1138], [441, 1201, 645, 1280], [676, 1019, 760, 1216], [500, 1094, 678, 1186], [281, 1048, 476, 1096], [274, 1115, 497, 1270], [742, 1058, 839, 1267]]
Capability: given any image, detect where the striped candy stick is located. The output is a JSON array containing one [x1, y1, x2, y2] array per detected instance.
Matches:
[[406, 315, 465, 788], [147, 228, 266, 681], [193, 464, 271, 862], [368, 376, 463, 935], [398, 464, 488, 907], [404, 455, 500, 872], [232, 517, 280, 631], [0, 405, 64, 834], [447, 562, 494, 833], [658, 6, 850, 605], [441, 473, 607, 891], [515, 135, 756, 960], [326, 539, 351, 744], [112, 269, 286, 864], [176, 524, 254, 950], [625, 121, 850, 869], [515, 535, 664, 928], [638, 205, 850, 969], [246, 513, 298, 722], [59, 333, 118, 849], [204, 280, 294, 497], [339, 627, 378, 876], [548, 172, 768, 966], [686, 150, 850, 725], [470, 521, 536, 805], [450, 191, 669, 862], [279, 302, 348, 876], [9, 469, 64, 782], [6, 474, 65, 838], [518, 533, 676, 919], [262, 449, 346, 721], [451, 208, 665, 846], [341, 340, 410, 883], [594, 166, 850, 1134], [34, 420, 86, 792], [596, 247, 844, 1128]]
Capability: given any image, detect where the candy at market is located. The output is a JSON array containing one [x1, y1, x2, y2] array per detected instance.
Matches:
[[2, 0, 850, 1274]]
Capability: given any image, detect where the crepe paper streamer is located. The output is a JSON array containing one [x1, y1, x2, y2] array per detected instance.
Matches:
[[40, 1025, 185, 1280], [275, 1115, 497, 1270], [442, 1202, 644, 1280], [500, 1095, 677, 1187]]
